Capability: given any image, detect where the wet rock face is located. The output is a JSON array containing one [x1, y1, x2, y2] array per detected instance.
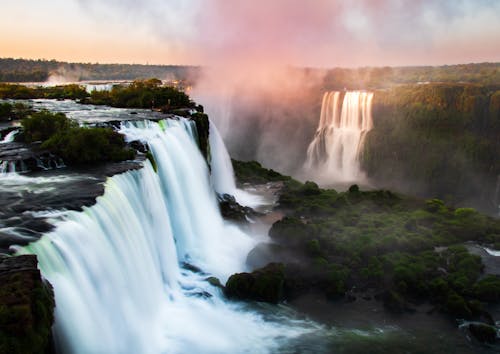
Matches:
[[0, 141, 63, 174], [225, 263, 285, 304], [0, 255, 55, 354], [217, 193, 256, 223]]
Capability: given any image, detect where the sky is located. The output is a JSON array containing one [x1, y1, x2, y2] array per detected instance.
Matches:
[[1, 0, 499, 67]]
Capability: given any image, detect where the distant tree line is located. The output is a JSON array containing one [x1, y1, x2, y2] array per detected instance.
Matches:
[[0, 58, 198, 83], [319, 63, 500, 89]]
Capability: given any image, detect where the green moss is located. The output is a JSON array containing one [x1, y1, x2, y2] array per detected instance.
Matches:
[[231, 159, 291, 185], [225, 263, 285, 304], [145, 152, 157, 172], [474, 275, 500, 302]]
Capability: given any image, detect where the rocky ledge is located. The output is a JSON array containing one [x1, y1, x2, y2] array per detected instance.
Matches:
[[0, 254, 55, 354]]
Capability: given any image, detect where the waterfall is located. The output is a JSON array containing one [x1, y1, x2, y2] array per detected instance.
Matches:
[[17, 118, 313, 353], [304, 91, 374, 184], [1, 129, 19, 143], [208, 119, 264, 208]]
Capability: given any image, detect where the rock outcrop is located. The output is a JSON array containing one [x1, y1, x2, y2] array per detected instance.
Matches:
[[0, 255, 55, 354]]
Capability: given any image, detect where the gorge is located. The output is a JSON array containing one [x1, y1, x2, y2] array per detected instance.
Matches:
[[0, 73, 499, 353]]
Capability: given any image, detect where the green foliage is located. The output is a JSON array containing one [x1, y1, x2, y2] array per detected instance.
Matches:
[[258, 174, 500, 316], [42, 127, 135, 165], [0, 58, 194, 83], [22, 110, 76, 142], [20, 110, 134, 165], [86, 79, 194, 109], [225, 263, 285, 304], [362, 83, 500, 213], [322, 63, 500, 90], [445, 292, 472, 319], [0, 102, 12, 121], [0, 83, 87, 100], [231, 159, 291, 185], [145, 152, 157, 172], [473, 275, 500, 302]]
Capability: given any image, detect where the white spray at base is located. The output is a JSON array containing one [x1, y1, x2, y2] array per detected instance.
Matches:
[[304, 91, 374, 185], [18, 118, 315, 354], [208, 119, 265, 208]]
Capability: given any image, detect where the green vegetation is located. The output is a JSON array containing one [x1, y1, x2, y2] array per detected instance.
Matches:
[[84, 78, 194, 110], [228, 162, 500, 322], [42, 128, 135, 165], [225, 263, 285, 304], [21, 110, 76, 142], [0, 102, 31, 122], [20, 110, 135, 165], [322, 63, 500, 89], [362, 83, 500, 212], [0, 83, 87, 100], [231, 159, 292, 185], [0, 58, 195, 83], [269, 178, 500, 318]]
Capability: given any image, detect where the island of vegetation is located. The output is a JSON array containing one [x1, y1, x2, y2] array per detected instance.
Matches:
[[226, 160, 500, 344]]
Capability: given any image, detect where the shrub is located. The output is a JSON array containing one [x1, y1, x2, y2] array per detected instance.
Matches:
[[21, 110, 76, 143], [42, 127, 135, 165]]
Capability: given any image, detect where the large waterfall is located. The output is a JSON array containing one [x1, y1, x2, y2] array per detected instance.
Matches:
[[304, 91, 374, 184], [17, 118, 312, 353]]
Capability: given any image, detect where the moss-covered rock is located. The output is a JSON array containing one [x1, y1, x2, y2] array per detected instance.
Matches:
[[468, 323, 498, 343], [0, 255, 55, 354], [225, 263, 285, 304], [231, 159, 291, 185]]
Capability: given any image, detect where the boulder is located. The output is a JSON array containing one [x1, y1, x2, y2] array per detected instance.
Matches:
[[217, 193, 256, 223], [225, 263, 285, 304], [468, 323, 497, 343]]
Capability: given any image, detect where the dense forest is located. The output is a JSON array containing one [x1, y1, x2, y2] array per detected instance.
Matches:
[[320, 62, 500, 89], [0, 58, 198, 82], [1, 58, 499, 88], [363, 83, 500, 214]]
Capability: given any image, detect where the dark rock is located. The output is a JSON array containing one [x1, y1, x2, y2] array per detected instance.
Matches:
[[225, 263, 285, 304], [246, 242, 288, 270], [181, 262, 204, 274], [348, 184, 360, 193], [468, 323, 497, 343], [0, 255, 55, 353], [217, 193, 257, 223], [206, 277, 224, 289], [382, 290, 408, 313], [190, 112, 209, 161], [129, 140, 148, 153]]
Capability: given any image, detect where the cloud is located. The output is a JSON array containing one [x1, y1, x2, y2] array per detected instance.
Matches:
[[75, 0, 499, 67]]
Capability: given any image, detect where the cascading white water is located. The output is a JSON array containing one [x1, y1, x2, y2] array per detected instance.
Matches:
[[1, 129, 19, 143], [17, 118, 314, 354], [208, 119, 265, 208], [304, 91, 374, 184]]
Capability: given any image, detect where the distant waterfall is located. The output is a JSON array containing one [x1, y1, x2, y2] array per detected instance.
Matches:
[[18, 118, 311, 353], [305, 91, 374, 184]]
